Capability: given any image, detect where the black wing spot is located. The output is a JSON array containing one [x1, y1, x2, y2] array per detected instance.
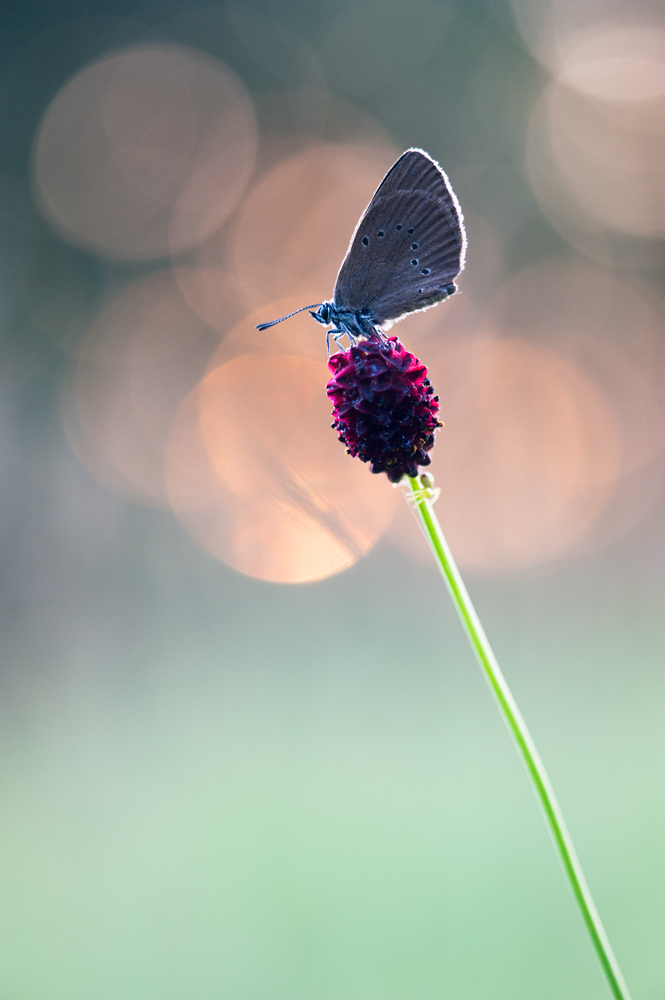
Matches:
[[362, 236, 369, 246], [408, 227, 415, 234], [421, 268, 431, 275], [411, 242, 419, 250], [411, 258, 419, 266], [377, 230, 385, 237], [396, 223, 402, 230], [418, 288, 423, 294]]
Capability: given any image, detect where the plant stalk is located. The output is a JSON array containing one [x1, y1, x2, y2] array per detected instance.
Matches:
[[407, 475, 632, 1000]]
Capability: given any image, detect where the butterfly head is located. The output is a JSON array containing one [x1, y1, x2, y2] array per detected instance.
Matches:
[[310, 302, 334, 325]]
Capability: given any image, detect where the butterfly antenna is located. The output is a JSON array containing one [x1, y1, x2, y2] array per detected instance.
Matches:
[[256, 304, 322, 331]]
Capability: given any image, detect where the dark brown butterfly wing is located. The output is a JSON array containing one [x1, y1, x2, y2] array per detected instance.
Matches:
[[333, 149, 465, 325]]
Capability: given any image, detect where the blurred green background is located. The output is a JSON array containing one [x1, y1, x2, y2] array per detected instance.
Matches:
[[0, 0, 664, 997]]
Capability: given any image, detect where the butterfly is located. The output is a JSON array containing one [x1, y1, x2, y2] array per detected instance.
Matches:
[[256, 147, 466, 350]]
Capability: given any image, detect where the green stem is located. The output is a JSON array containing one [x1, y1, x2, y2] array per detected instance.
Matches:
[[407, 475, 632, 1000]]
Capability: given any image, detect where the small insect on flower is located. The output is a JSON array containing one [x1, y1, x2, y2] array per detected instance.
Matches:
[[256, 148, 466, 481]]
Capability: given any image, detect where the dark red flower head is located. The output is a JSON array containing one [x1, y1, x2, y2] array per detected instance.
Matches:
[[326, 335, 441, 483]]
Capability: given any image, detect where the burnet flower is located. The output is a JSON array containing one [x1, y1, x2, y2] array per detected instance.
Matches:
[[326, 334, 441, 483]]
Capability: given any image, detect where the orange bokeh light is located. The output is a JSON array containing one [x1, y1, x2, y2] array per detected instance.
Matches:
[[483, 260, 665, 479], [390, 335, 621, 573], [527, 24, 665, 250], [166, 354, 398, 583], [226, 142, 399, 305], [33, 44, 257, 260], [173, 266, 258, 338], [62, 273, 217, 503]]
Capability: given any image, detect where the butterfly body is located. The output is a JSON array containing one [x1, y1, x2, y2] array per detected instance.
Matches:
[[256, 148, 466, 346], [310, 302, 376, 344]]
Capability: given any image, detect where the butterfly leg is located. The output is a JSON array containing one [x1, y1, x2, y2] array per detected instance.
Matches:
[[336, 331, 358, 349], [328, 328, 349, 354]]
